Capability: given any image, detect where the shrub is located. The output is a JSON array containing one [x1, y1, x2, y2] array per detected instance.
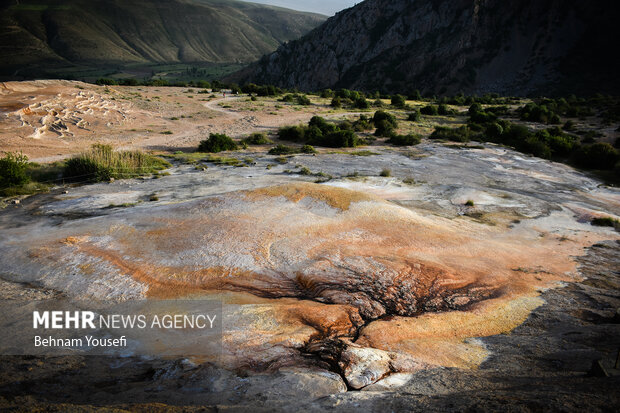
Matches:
[[278, 125, 306, 142], [353, 115, 373, 131], [198, 133, 238, 153], [64, 144, 170, 183], [468, 103, 483, 116], [420, 105, 439, 116], [430, 126, 470, 142], [354, 97, 370, 109], [387, 134, 421, 146], [95, 78, 117, 86], [296, 95, 311, 106], [309, 116, 337, 134], [243, 133, 273, 145], [330, 97, 342, 108], [573, 143, 619, 169], [374, 120, 395, 137], [268, 144, 298, 155], [391, 95, 406, 108], [373, 111, 397, 126], [591, 217, 619, 228], [485, 122, 504, 139], [407, 110, 421, 122], [465, 200, 475, 207], [311, 130, 361, 148], [301, 145, 317, 154], [521, 136, 552, 159], [380, 168, 392, 177], [437, 104, 453, 115], [0, 151, 30, 189], [563, 120, 575, 131]]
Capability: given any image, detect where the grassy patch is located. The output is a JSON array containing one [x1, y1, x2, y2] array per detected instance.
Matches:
[[591, 217, 619, 228], [64, 144, 170, 183]]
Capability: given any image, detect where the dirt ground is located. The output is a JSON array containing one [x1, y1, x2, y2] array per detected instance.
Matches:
[[0, 80, 373, 162]]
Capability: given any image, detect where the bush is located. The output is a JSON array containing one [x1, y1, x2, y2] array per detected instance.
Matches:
[[373, 111, 397, 127], [591, 217, 619, 228], [430, 126, 470, 142], [407, 110, 421, 122], [311, 130, 361, 148], [301, 145, 317, 154], [437, 104, 453, 115], [198, 134, 238, 153], [330, 97, 342, 108], [391, 95, 406, 108], [353, 114, 373, 131], [243, 133, 273, 145], [420, 105, 439, 116], [64, 144, 170, 183], [296, 95, 311, 106], [354, 97, 370, 109], [521, 136, 552, 159], [573, 143, 619, 170], [279, 125, 306, 142], [268, 144, 298, 155], [0, 151, 30, 189], [380, 168, 392, 177], [95, 78, 117, 86], [277, 117, 364, 148], [387, 134, 421, 146]]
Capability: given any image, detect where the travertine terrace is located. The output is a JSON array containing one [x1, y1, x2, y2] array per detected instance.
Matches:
[[0, 81, 619, 409]]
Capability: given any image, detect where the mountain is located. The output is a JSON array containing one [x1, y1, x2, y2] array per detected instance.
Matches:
[[0, 0, 325, 77], [238, 0, 620, 96]]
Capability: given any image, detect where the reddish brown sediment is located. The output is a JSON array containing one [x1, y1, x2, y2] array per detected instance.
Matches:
[[17, 183, 615, 374]]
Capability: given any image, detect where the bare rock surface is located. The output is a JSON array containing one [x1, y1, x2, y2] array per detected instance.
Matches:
[[0, 139, 619, 410]]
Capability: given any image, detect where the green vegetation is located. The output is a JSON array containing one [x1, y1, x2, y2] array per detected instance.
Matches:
[[327, 89, 373, 110], [241, 84, 282, 96], [430, 126, 471, 142], [0, 152, 30, 190], [591, 217, 619, 228], [269, 145, 298, 155], [391, 95, 406, 108], [380, 168, 392, 177], [407, 110, 421, 122], [243, 133, 273, 145], [417, 104, 620, 176], [203, 155, 243, 167], [198, 134, 238, 153], [281, 94, 311, 105], [277, 116, 367, 148], [64, 144, 170, 183], [373, 111, 398, 137], [420, 105, 439, 116], [387, 134, 421, 146], [465, 200, 475, 207]]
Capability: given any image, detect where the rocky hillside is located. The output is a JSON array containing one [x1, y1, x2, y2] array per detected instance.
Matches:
[[239, 0, 619, 96], [0, 0, 325, 77]]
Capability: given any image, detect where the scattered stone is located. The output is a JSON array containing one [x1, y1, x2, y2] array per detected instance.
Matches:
[[339, 346, 393, 389]]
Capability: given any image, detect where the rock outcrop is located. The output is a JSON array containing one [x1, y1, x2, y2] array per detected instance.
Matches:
[[239, 0, 620, 96]]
